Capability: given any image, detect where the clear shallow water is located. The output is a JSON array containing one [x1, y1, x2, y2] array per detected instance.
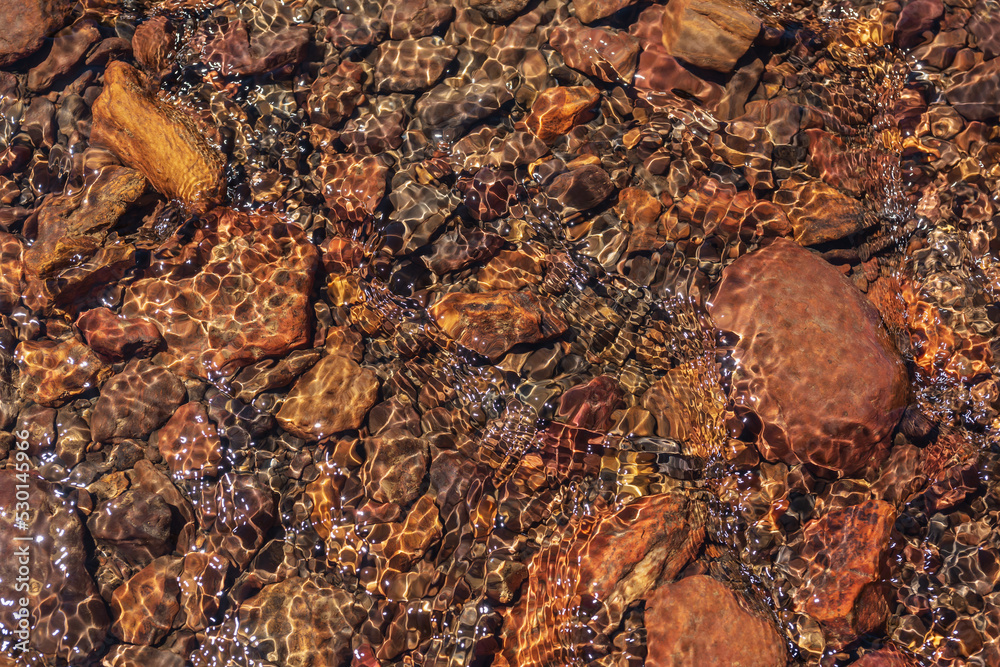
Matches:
[[0, 0, 1000, 665]]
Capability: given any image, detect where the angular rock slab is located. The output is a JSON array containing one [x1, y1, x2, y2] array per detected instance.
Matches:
[[499, 492, 704, 666], [276, 351, 380, 440], [430, 290, 568, 361], [661, 0, 761, 73], [0, 470, 109, 662], [793, 500, 896, 648], [709, 239, 908, 475], [91, 61, 225, 206], [645, 575, 786, 666], [122, 209, 318, 379]]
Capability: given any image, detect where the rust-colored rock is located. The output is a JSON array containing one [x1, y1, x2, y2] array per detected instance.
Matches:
[[27, 19, 101, 91], [276, 351, 380, 440], [661, 0, 761, 73], [197, 473, 275, 568], [90, 359, 186, 442], [236, 576, 363, 667], [0, 232, 25, 314], [132, 16, 177, 76], [0, 0, 75, 67], [708, 239, 908, 475], [315, 154, 389, 225], [430, 290, 568, 361], [76, 307, 163, 362], [91, 61, 226, 205], [500, 493, 705, 666], [15, 338, 110, 407], [156, 402, 223, 479], [121, 209, 318, 378], [374, 37, 457, 93], [523, 86, 600, 144], [307, 60, 366, 127], [177, 551, 228, 631], [550, 19, 639, 84], [110, 555, 183, 645], [574, 0, 638, 23], [793, 500, 896, 648], [22, 166, 147, 280], [0, 470, 109, 662], [773, 178, 867, 247], [645, 576, 786, 667]]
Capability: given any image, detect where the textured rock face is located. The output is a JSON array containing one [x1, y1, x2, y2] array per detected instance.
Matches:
[[110, 555, 184, 645], [430, 290, 568, 360], [793, 500, 896, 648], [156, 402, 223, 479], [90, 359, 186, 442], [27, 19, 102, 91], [645, 576, 786, 667], [499, 493, 705, 666], [550, 19, 640, 84], [523, 86, 600, 144], [660, 0, 761, 73], [91, 61, 226, 205], [76, 307, 163, 361], [709, 239, 909, 475], [945, 58, 1000, 121], [276, 351, 380, 440], [0, 470, 109, 662], [773, 178, 867, 246], [0, 232, 24, 314], [236, 576, 363, 667], [121, 209, 318, 379], [0, 0, 75, 66], [15, 338, 110, 406]]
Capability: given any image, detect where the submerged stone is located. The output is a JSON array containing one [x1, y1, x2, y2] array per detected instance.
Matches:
[[709, 239, 908, 475]]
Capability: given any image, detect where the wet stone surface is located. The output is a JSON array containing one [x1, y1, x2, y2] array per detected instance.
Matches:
[[1, 0, 1000, 665]]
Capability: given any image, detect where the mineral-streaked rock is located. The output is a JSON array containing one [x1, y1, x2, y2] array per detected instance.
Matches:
[[91, 61, 226, 205], [430, 290, 568, 360]]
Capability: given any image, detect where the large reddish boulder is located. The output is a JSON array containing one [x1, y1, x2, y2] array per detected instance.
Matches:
[[646, 575, 786, 666], [793, 500, 896, 648], [709, 239, 908, 475]]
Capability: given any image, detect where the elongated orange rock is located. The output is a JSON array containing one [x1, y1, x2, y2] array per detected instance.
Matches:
[[91, 61, 225, 205]]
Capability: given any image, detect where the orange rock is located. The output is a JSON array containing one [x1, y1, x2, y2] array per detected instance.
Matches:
[[0, 231, 24, 313], [793, 500, 896, 648], [15, 338, 110, 406], [646, 575, 786, 667], [429, 290, 568, 361], [315, 153, 389, 225], [499, 493, 704, 666], [615, 186, 663, 254], [91, 61, 225, 205], [523, 86, 600, 144], [661, 0, 761, 73], [110, 555, 183, 645], [156, 402, 223, 479], [773, 177, 867, 246], [276, 351, 380, 440]]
